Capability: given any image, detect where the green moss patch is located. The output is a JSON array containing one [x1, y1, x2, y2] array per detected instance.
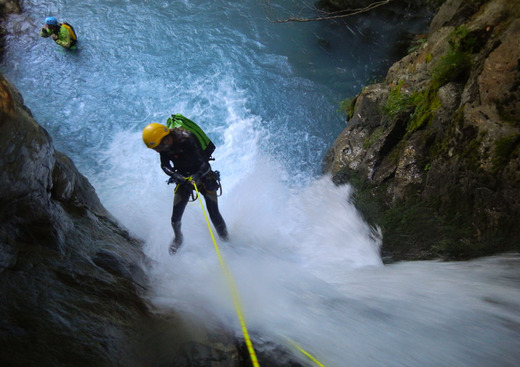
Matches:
[[493, 134, 520, 173], [339, 96, 357, 121], [383, 81, 441, 135], [383, 81, 415, 118]]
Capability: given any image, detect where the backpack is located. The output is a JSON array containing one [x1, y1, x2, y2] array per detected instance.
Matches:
[[62, 22, 77, 42], [166, 113, 216, 160]]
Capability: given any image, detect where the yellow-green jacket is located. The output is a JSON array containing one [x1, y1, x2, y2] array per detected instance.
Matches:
[[40, 24, 76, 49]]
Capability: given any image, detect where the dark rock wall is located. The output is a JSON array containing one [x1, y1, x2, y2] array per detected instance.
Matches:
[[324, 0, 520, 260], [0, 4, 167, 365], [0, 0, 21, 60], [0, 0, 20, 16], [0, 73, 154, 366]]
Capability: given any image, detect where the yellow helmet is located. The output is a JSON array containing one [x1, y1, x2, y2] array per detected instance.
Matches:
[[142, 123, 169, 148]]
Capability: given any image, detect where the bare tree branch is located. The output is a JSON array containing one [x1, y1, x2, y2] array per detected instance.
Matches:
[[261, 0, 396, 23]]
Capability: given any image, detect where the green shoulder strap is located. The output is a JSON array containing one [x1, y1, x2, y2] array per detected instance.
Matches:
[[166, 113, 212, 151]]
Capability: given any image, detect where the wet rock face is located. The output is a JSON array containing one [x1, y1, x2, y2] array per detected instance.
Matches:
[[0, 0, 21, 16], [0, 0, 21, 61], [324, 0, 520, 260], [0, 73, 153, 366]]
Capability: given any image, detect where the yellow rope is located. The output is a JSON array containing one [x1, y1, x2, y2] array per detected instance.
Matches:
[[287, 338, 328, 367], [190, 178, 326, 367], [192, 181, 260, 367]]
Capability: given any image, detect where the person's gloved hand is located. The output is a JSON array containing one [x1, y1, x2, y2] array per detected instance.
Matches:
[[167, 172, 185, 185]]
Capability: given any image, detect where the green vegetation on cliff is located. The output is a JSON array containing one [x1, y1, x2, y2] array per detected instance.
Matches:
[[326, 0, 520, 261]]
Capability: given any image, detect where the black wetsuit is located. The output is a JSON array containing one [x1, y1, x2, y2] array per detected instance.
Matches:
[[159, 128, 228, 243]]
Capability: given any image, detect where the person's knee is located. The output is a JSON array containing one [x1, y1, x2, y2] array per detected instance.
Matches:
[[171, 211, 183, 225]]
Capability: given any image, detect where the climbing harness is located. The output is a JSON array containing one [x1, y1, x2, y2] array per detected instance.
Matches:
[[172, 181, 198, 201], [169, 170, 222, 201], [191, 179, 260, 367]]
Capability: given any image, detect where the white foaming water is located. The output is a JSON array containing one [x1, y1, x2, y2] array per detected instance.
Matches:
[[96, 102, 386, 366], [95, 107, 520, 367]]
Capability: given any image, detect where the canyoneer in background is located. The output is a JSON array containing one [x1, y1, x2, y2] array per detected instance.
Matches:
[[40, 16, 78, 50], [142, 114, 229, 254]]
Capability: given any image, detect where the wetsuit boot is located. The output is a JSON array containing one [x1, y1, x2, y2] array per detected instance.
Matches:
[[169, 221, 183, 255], [215, 223, 229, 241]]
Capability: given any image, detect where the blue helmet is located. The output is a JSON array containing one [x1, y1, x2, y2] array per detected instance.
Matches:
[[45, 17, 58, 26]]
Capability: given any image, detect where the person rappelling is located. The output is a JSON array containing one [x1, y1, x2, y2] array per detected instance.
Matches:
[[142, 114, 229, 254], [39, 17, 78, 50]]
